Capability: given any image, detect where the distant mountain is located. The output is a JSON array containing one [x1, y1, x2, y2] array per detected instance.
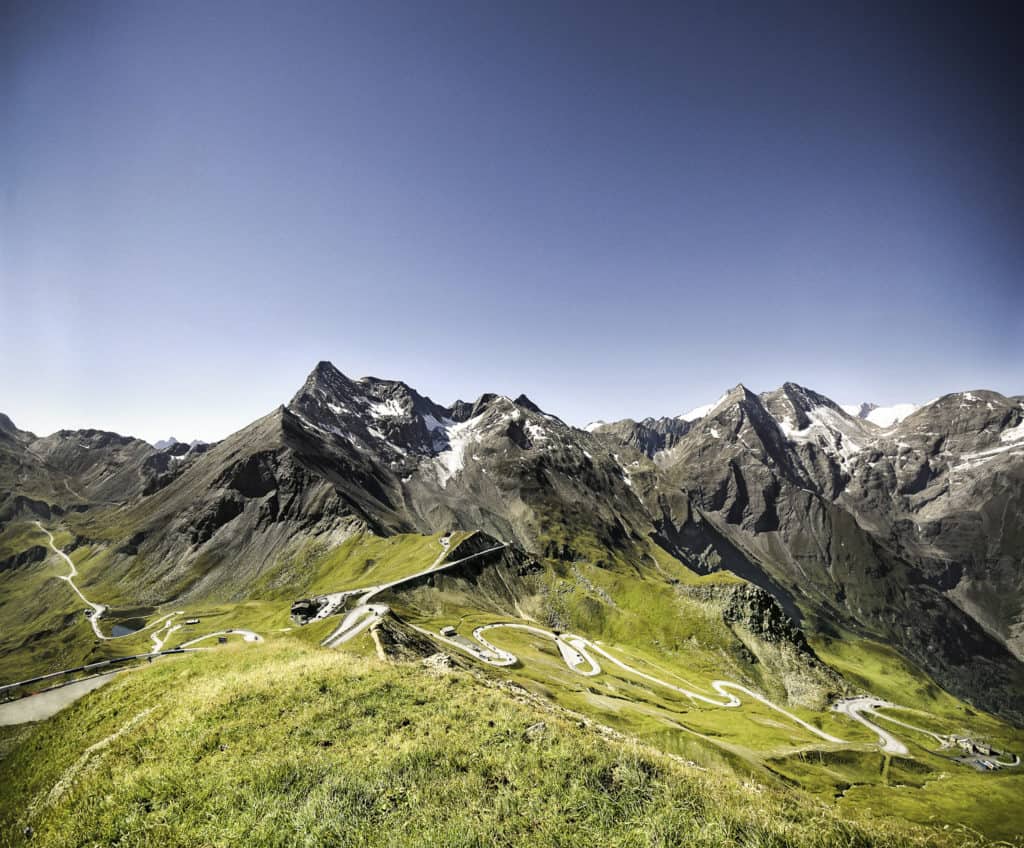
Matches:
[[154, 437, 208, 451], [2, 364, 1022, 720], [839, 400, 919, 427]]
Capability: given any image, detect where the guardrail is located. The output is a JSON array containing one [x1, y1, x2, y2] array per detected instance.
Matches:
[[0, 649, 194, 701]]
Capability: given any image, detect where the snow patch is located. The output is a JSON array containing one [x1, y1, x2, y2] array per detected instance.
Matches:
[[369, 399, 405, 418], [525, 421, 548, 444], [775, 406, 862, 471], [422, 413, 454, 432], [952, 442, 1024, 471], [679, 392, 730, 423], [1000, 421, 1024, 444], [434, 417, 482, 487], [865, 404, 917, 428], [613, 454, 633, 488]]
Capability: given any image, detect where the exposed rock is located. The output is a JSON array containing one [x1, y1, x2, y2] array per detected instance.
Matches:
[[524, 721, 548, 740], [369, 613, 443, 662], [683, 583, 846, 709], [421, 653, 456, 673], [0, 544, 47, 572]]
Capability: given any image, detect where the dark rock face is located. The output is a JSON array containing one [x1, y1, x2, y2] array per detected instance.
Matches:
[[290, 598, 323, 623], [590, 417, 691, 457], [0, 544, 47, 572], [370, 613, 446, 662], [719, 584, 809, 649]]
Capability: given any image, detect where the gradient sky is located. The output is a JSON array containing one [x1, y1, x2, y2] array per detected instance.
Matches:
[[2, 1, 1021, 443]]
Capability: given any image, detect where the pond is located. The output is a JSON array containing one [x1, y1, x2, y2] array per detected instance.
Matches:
[[111, 618, 147, 637]]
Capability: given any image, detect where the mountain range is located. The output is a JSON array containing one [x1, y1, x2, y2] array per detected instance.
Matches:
[[2, 362, 1023, 723]]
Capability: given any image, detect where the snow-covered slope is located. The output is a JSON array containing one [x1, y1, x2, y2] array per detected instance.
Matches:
[[678, 392, 730, 422], [839, 401, 917, 428]]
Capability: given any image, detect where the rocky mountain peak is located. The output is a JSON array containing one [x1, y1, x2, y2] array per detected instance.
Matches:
[[590, 416, 692, 457], [0, 413, 19, 437], [761, 383, 852, 431], [295, 360, 358, 403], [687, 384, 759, 423], [513, 394, 544, 414]]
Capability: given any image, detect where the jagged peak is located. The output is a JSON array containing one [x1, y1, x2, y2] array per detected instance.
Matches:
[[311, 360, 348, 383], [512, 393, 544, 414], [778, 382, 842, 409], [716, 383, 761, 411], [455, 393, 526, 422], [762, 383, 849, 429], [295, 360, 356, 399]]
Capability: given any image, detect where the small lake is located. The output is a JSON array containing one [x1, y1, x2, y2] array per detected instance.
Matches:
[[111, 618, 147, 636]]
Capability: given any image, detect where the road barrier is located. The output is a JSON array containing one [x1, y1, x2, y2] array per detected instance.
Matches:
[[0, 649, 194, 702]]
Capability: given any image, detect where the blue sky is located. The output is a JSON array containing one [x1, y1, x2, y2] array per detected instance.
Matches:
[[2, 1, 1021, 442]]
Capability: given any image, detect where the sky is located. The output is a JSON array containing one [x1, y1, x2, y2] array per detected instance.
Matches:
[[2, 1, 1021, 443]]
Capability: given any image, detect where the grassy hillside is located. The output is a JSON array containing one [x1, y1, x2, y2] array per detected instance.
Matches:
[[0, 639, 965, 848], [4, 520, 1022, 843], [386, 540, 1024, 843], [0, 524, 464, 684]]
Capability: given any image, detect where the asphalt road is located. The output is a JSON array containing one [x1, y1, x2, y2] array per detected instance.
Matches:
[[179, 630, 263, 648], [832, 697, 910, 756], [445, 621, 847, 745], [320, 543, 508, 647], [35, 521, 266, 658], [0, 672, 121, 726]]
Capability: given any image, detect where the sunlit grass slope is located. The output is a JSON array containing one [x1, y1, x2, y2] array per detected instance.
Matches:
[[0, 640, 963, 848]]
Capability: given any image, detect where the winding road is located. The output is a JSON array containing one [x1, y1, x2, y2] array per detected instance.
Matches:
[[832, 697, 909, 755], [34, 521, 260, 655], [314, 538, 1022, 763], [316, 539, 846, 746], [416, 620, 846, 745], [38, 522, 110, 640], [320, 542, 507, 647]]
